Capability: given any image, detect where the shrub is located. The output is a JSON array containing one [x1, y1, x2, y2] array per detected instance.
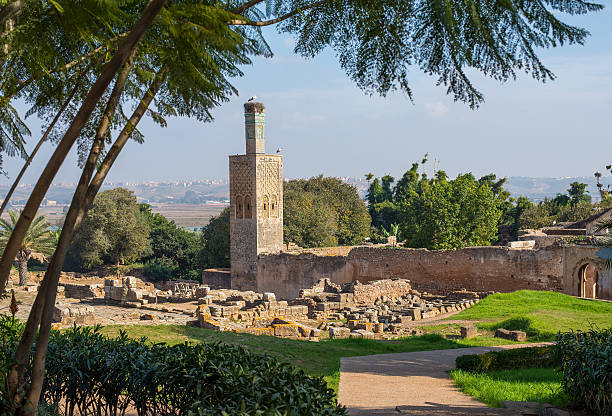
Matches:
[[455, 346, 557, 373], [143, 257, 177, 281], [0, 315, 25, 412], [0, 323, 345, 416], [555, 329, 612, 415]]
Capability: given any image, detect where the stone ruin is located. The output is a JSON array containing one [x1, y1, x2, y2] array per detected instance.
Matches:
[[195, 278, 487, 340], [46, 274, 486, 339], [52, 303, 95, 328]]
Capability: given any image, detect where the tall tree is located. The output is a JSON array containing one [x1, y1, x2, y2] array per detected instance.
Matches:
[[284, 176, 370, 247], [0, 211, 54, 285], [200, 207, 231, 268], [68, 188, 150, 268]]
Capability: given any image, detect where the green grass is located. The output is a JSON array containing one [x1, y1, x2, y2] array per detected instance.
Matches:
[[449, 290, 612, 340], [99, 325, 512, 392], [450, 367, 567, 408]]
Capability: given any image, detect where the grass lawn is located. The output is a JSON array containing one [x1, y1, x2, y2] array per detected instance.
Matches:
[[450, 368, 567, 408], [448, 290, 612, 341]]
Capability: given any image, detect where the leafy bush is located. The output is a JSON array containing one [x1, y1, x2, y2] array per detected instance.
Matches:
[[555, 329, 612, 415], [455, 346, 557, 373], [143, 257, 177, 281], [0, 322, 345, 416], [0, 315, 25, 412]]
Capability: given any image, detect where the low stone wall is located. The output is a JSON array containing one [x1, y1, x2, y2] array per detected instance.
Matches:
[[202, 269, 232, 289], [62, 283, 105, 299], [256, 245, 567, 299]]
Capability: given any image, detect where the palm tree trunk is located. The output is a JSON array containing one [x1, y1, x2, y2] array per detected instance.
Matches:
[[9, 52, 138, 414], [0, 0, 167, 295], [16, 251, 27, 286], [0, 66, 88, 217]]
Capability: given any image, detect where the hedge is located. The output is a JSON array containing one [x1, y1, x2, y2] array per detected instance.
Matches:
[[0, 317, 346, 416], [455, 346, 557, 373], [555, 329, 611, 416]]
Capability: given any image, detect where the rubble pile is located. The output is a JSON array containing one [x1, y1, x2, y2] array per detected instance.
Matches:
[[195, 278, 484, 340], [53, 303, 96, 327]]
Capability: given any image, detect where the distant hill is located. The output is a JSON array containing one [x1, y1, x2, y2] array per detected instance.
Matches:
[[0, 176, 606, 206], [504, 176, 603, 202]]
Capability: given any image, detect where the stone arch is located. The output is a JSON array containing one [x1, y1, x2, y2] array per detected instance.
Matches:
[[578, 262, 599, 299], [236, 195, 243, 219], [244, 195, 252, 219], [270, 195, 279, 218], [262, 195, 270, 218]]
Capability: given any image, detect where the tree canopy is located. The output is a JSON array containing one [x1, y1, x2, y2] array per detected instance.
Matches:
[[67, 188, 150, 269], [284, 176, 370, 248], [367, 162, 509, 249], [138, 204, 202, 280]]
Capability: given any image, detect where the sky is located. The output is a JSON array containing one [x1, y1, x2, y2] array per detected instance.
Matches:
[[3, 5, 612, 185]]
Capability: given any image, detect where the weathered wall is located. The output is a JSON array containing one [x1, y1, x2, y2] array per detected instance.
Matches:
[[256, 245, 610, 300], [562, 246, 612, 299], [202, 268, 232, 289]]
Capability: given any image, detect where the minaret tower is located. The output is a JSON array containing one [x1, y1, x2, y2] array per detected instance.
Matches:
[[229, 102, 283, 290]]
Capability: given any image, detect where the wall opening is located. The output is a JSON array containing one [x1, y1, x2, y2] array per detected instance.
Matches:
[[579, 263, 599, 299], [236, 196, 243, 219], [262, 195, 269, 218], [271, 195, 278, 218], [244, 195, 252, 218]]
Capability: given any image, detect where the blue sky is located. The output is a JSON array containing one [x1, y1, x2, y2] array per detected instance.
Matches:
[[3, 6, 611, 185]]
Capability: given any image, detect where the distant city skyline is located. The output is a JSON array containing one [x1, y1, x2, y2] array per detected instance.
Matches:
[[4, 7, 611, 186]]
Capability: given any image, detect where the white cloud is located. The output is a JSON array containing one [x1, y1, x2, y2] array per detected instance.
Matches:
[[423, 101, 449, 116]]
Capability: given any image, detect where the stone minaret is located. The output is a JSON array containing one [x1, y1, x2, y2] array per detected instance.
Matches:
[[229, 102, 283, 290]]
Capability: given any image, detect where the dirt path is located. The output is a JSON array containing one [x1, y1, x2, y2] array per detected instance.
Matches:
[[338, 343, 552, 416]]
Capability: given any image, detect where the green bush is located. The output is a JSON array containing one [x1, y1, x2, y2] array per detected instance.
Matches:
[[1, 322, 345, 416], [143, 257, 177, 281], [555, 329, 612, 416], [0, 315, 26, 412], [455, 346, 557, 373]]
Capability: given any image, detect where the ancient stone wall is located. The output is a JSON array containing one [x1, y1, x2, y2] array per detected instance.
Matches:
[[257, 245, 573, 299], [62, 283, 104, 299], [202, 268, 232, 289]]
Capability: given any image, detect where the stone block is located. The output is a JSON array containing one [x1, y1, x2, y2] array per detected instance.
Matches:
[[421, 310, 435, 319], [373, 323, 385, 334], [195, 286, 210, 297], [406, 308, 421, 320], [123, 276, 138, 288], [329, 327, 350, 339], [460, 326, 477, 339], [127, 289, 143, 301], [198, 295, 213, 305], [273, 324, 300, 338], [263, 292, 276, 302], [495, 328, 527, 342]]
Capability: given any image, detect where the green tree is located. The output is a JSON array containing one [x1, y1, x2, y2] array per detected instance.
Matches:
[[284, 176, 370, 248], [0, 211, 54, 285], [399, 171, 504, 249], [568, 182, 591, 206], [200, 207, 230, 268], [138, 204, 201, 279], [68, 188, 150, 269], [519, 202, 554, 229]]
